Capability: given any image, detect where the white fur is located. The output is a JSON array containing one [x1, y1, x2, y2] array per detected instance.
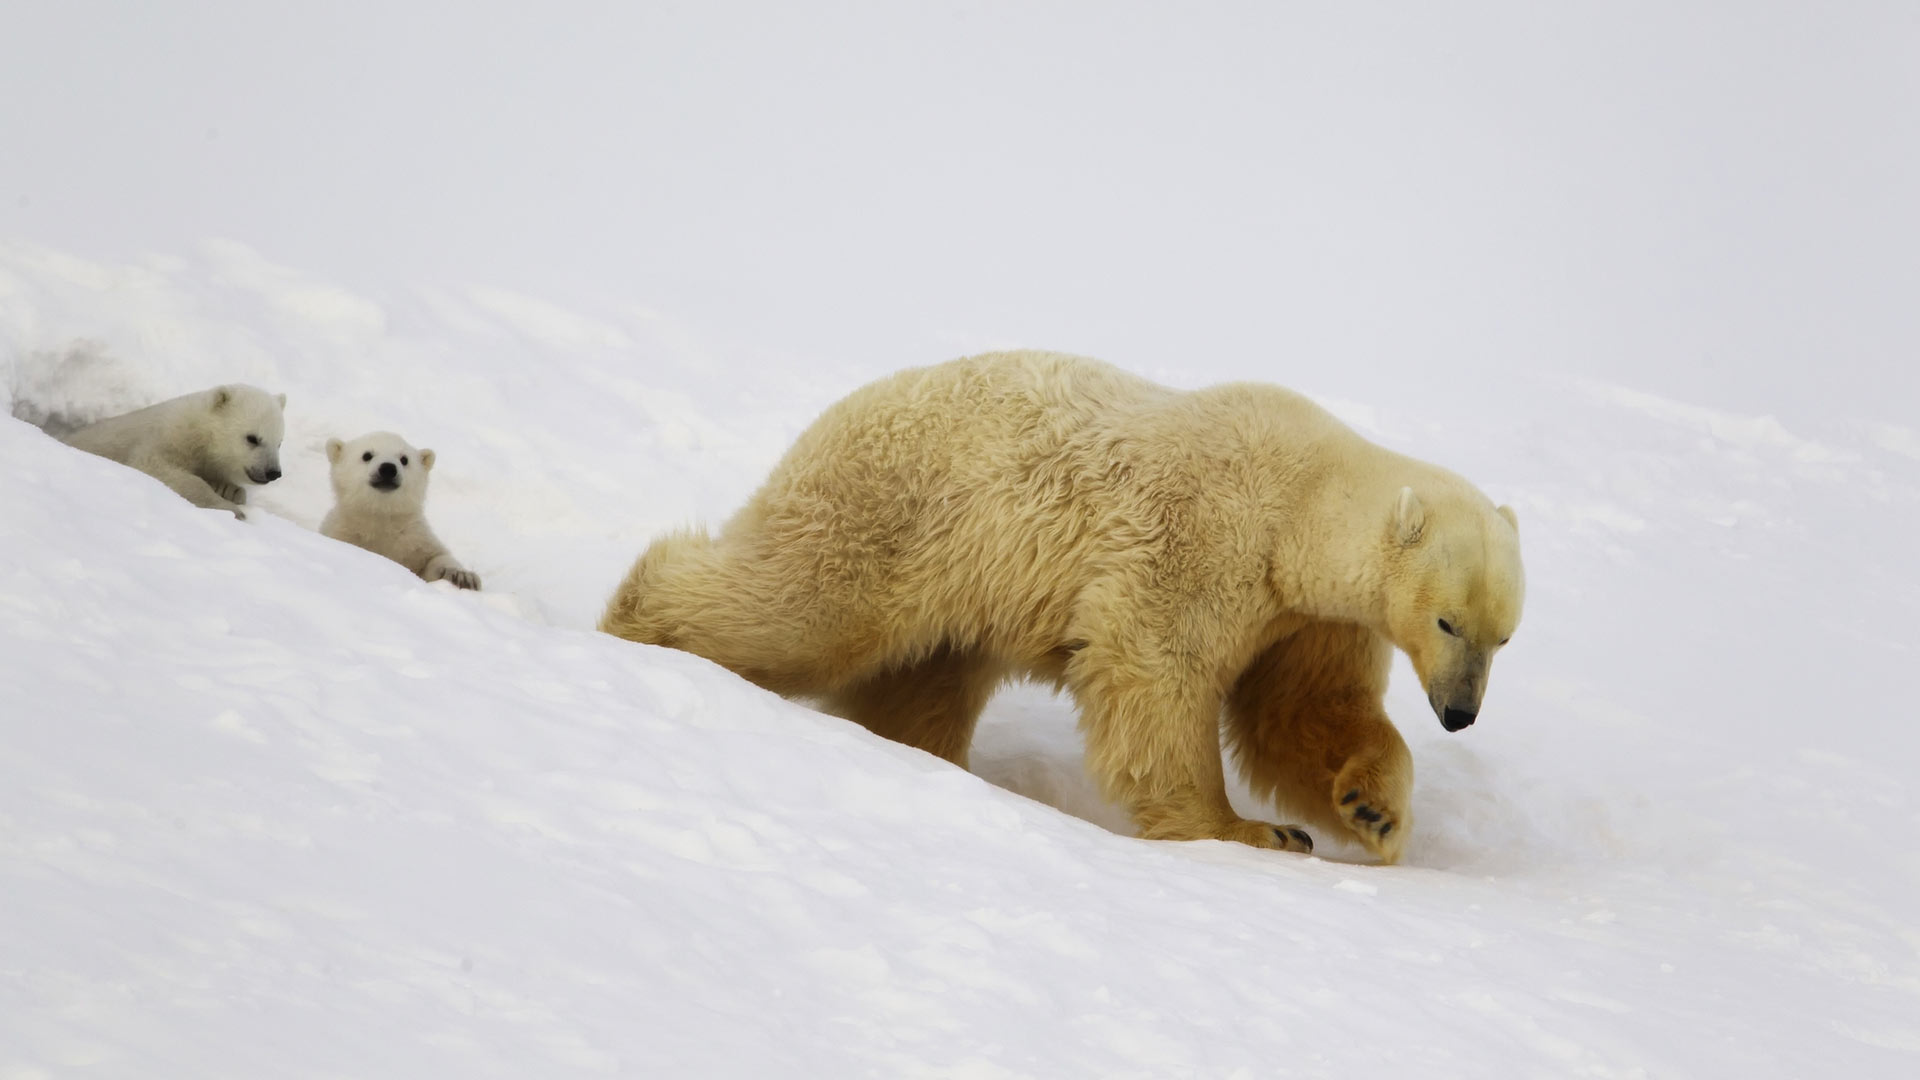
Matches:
[[601, 351, 1525, 860], [319, 431, 478, 590], [61, 384, 286, 520]]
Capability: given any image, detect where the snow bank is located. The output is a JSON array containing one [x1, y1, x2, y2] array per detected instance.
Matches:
[[4, 242, 1916, 1077]]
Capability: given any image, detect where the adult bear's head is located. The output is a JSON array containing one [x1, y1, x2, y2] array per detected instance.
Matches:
[[1380, 485, 1524, 732]]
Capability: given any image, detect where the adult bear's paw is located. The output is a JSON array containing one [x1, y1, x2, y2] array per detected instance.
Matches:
[[1212, 817, 1317, 855], [1333, 758, 1411, 864]]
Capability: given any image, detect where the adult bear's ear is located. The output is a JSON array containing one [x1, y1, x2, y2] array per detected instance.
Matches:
[[325, 438, 344, 464], [1394, 487, 1425, 545], [1497, 504, 1519, 532], [211, 386, 233, 411], [419, 448, 436, 472], [277, 393, 287, 409]]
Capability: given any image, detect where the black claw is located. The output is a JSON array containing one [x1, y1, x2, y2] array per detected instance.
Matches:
[[1353, 805, 1382, 824], [1288, 828, 1314, 852], [1341, 789, 1361, 805], [1378, 821, 1394, 838]]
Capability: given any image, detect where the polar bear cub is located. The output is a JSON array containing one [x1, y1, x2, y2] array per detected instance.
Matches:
[[320, 431, 479, 590], [62, 383, 286, 519]]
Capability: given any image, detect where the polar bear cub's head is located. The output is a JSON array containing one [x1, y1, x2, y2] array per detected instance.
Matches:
[[207, 384, 287, 486], [325, 430, 435, 515]]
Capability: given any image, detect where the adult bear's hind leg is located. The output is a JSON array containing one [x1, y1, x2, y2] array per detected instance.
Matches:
[[599, 529, 847, 696], [822, 644, 1005, 769]]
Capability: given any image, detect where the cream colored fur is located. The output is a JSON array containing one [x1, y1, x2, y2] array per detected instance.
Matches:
[[62, 384, 286, 519], [600, 351, 1523, 861], [320, 431, 478, 590]]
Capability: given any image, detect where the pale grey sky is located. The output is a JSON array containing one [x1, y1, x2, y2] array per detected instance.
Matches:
[[4, 1, 1915, 414]]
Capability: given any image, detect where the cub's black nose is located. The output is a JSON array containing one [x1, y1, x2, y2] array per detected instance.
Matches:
[[1442, 707, 1477, 732], [377, 462, 397, 480], [264, 468, 282, 482]]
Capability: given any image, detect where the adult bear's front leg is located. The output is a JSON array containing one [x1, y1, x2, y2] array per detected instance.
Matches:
[[1225, 621, 1413, 863], [1329, 729, 1413, 862], [1065, 619, 1315, 855]]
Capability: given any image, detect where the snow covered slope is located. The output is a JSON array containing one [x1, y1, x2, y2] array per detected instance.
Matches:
[[4, 244, 1916, 1079], [4, 3, 1918, 1077]]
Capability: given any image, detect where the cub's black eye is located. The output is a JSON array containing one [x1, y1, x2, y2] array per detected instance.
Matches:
[[400, 455, 409, 466], [362, 451, 374, 462], [246, 434, 260, 447], [1438, 619, 1459, 637]]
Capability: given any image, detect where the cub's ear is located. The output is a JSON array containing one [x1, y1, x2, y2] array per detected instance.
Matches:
[[1394, 486, 1426, 545], [419, 448, 436, 472], [1497, 504, 1519, 532], [211, 386, 233, 411], [325, 438, 344, 464], [276, 393, 287, 409]]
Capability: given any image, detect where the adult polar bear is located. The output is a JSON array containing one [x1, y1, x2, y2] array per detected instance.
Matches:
[[602, 351, 1524, 862]]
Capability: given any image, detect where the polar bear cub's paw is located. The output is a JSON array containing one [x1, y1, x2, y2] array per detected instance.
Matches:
[[430, 565, 482, 591]]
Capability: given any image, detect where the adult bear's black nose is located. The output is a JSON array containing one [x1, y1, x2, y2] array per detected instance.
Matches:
[[1442, 707, 1477, 732], [377, 462, 397, 480], [264, 468, 282, 482]]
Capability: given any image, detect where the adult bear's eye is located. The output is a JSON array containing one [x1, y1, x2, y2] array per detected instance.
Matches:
[[246, 434, 260, 447], [400, 455, 409, 466], [362, 451, 374, 462], [1438, 618, 1459, 637]]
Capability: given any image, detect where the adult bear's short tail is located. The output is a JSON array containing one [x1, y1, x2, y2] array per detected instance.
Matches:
[[597, 528, 718, 648]]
